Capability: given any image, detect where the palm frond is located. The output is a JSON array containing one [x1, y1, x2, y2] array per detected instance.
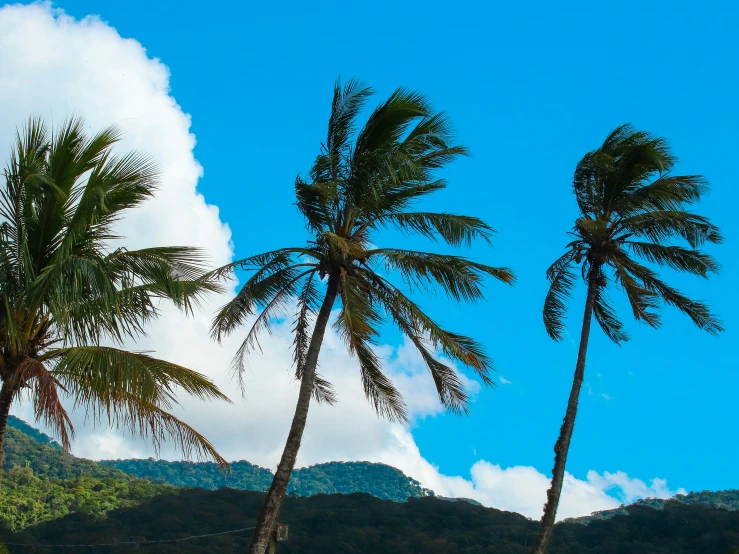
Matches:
[[334, 273, 406, 421], [15, 358, 74, 450], [369, 248, 513, 302], [210, 261, 316, 341], [47, 346, 230, 410], [362, 270, 493, 379], [619, 210, 722, 248], [543, 251, 578, 341], [626, 242, 719, 277], [229, 268, 316, 390], [592, 282, 629, 344], [375, 212, 494, 246], [615, 255, 723, 334], [612, 256, 662, 328]]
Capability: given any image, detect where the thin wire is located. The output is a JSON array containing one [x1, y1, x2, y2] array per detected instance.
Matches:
[[2, 526, 255, 548]]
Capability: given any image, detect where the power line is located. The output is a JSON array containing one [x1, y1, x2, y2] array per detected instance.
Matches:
[[2, 526, 255, 548]]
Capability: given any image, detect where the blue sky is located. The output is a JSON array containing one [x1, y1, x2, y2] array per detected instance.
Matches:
[[48, 0, 738, 494]]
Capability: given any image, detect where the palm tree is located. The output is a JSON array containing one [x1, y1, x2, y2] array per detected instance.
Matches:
[[530, 124, 723, 554], [0, 116, 230, 476], [210, 79, 514, 554]]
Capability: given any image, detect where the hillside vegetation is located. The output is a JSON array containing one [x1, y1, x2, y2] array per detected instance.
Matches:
[[3, 418, 739, 552], [2, 488, 739, 553], [100, 459, 432, 501]]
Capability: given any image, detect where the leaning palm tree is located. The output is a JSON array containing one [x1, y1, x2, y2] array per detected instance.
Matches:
[[0, 116, 230, 475], [531, 124, 722, 554], [211, 79, 514, 554]]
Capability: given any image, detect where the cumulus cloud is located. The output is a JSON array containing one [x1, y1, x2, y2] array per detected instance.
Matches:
[[0, 2, 683, 521]]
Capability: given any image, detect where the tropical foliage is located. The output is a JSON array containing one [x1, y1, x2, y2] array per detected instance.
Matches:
[[3, 424, 123, 480], [210, 79, 513, 552], [3, 486, 739, 553], [0, 117, 229, 468], [532, 124, 722, 554], [0, 466, 165, 532], [3, 418, 739, 552], [103, 458, 432, 501]]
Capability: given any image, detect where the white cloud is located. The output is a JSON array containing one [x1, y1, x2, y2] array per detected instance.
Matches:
[[499, 376, 512, 385], [0, 2, 684, 522]]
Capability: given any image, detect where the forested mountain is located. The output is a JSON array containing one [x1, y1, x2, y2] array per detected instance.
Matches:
[[573, 489, 739, 524], [4, 417, 739, 553], [100, 459, 433, 501], [3, 425, 124, 480], [2, 488, 739, 553]]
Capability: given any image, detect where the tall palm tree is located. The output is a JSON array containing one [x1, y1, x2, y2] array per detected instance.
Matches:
[[531, 124, 722, 554], [211, 79, 514, 554], [0, 116, 230, 475]]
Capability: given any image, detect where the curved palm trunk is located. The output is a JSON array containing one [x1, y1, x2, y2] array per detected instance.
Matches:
[[0, 379, 17, 490], [530, 277, 598, 554], [247, 274, 340, 554]]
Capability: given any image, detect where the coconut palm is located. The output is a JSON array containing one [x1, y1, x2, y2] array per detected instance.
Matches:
[[531, 124, 722, 554], [0, 116, 230, 475], [210, 79, 514, 554]]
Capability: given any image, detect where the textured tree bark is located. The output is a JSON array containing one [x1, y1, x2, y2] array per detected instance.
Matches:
[[0, 378, 17, 490], [530, 277, 598, 554], [247, 274, 340, 554]]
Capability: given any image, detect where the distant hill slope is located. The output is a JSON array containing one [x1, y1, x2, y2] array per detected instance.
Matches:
[[573, 489, 739, 524], [100, 458, 433, 502], [4, 424, 124, 480], [7, 417, 431, 502], [2, 488, 739, 553], [7, 416, 61, 450]]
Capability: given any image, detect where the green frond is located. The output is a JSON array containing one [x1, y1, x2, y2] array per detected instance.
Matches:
[[623, 175, 708, 214], [293, 274, 319, 377], [543, 251, 578, 342], [357, 180, 447, 221], [369, 248, 513, 302], [362, 270, 493, 379], [210, 261, 316, 341], [104, 389, 229, 469], [354, 339, 408, 423], [619, 210, 723, 248], [612, 257, 662, 328], [626, 242, 719, 277], [395, 321, 470, 414], [228, 268, 316, 390], [375, 212, 495, 247], [616, 255, 723, 334], [592, 283, 629, 344], [47, 346, 230, 408], [333, 273, 407, 421], [206, 248, 314, 282], [295, 177, 339, 232]]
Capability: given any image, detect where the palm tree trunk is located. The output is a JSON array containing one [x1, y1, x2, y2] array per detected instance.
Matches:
[[247, 274, 340, 554], [530, 277, 598, 554], [0, 379, 17, 491]]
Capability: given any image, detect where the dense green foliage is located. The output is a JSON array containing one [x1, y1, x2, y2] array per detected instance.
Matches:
[[7, 416, 61, 450], [101, 458, 274, 491], [0, 117, 228, 467], [3, 426, 122, 480], [101, 459, 432, 501], [0, 465, 166, 532], [2, 488, 738, 553], [290, 462, 432, 500], [6, 419, 429, 502], [4, 418, 739, 552], [574, 489, 739, 524]]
